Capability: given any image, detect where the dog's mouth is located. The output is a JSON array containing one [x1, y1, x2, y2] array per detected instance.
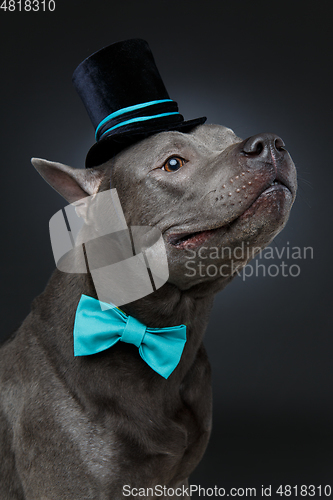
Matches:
[[167, 180, 292, 249], [168, 226, 223, 248]]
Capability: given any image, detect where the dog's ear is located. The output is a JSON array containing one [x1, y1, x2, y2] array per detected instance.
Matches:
[[31, 158, 104, 204]]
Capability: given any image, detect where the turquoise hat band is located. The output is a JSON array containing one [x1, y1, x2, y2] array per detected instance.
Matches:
[[95, 99, 181, 141], [99, 112, 181, 140]]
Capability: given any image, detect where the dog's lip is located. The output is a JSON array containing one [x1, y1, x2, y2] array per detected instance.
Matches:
[[167, 180, 292, 248], [167, 226, 225, 248], [238, 180, 292, 221]]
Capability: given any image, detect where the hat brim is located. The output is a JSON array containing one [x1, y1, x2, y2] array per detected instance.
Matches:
[[85, 116, 206, 168]]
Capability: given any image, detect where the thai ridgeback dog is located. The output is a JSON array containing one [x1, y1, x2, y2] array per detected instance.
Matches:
[[0, 124, 297, 499]]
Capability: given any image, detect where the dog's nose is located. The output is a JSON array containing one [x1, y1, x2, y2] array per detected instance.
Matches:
[[242, 133, 286, 158]]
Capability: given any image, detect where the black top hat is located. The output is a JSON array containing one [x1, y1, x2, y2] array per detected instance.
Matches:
[[72, 39, 206, 168]]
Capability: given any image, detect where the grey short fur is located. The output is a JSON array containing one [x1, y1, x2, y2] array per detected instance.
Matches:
[[0, 124, 297, 499]]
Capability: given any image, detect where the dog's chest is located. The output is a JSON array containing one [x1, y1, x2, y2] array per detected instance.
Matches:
[[11, 367, 209, 494]]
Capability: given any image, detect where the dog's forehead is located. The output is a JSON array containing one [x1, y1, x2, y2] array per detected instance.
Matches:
[[149, 124, 241, 154], [188, 124, 242, 149], [114, 124, 241, 170]]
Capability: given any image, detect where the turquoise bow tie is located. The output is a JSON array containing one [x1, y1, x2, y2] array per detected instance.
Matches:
[[73, 295, 187, 379]]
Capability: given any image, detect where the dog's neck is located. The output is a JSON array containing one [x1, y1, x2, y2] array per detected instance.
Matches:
[[30, 267, 218, 392]]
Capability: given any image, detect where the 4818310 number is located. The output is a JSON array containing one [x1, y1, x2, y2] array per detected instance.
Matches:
[[0, 0, 55, 11]]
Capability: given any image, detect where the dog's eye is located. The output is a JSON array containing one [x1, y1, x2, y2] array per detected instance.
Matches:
[[162, 157, 185, 172]]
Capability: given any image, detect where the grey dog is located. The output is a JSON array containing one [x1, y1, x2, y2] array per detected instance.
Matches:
[[0, 124, 297, 499]]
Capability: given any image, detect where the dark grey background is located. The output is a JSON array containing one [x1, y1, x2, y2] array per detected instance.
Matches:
[[1, 0, 332, 496]]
